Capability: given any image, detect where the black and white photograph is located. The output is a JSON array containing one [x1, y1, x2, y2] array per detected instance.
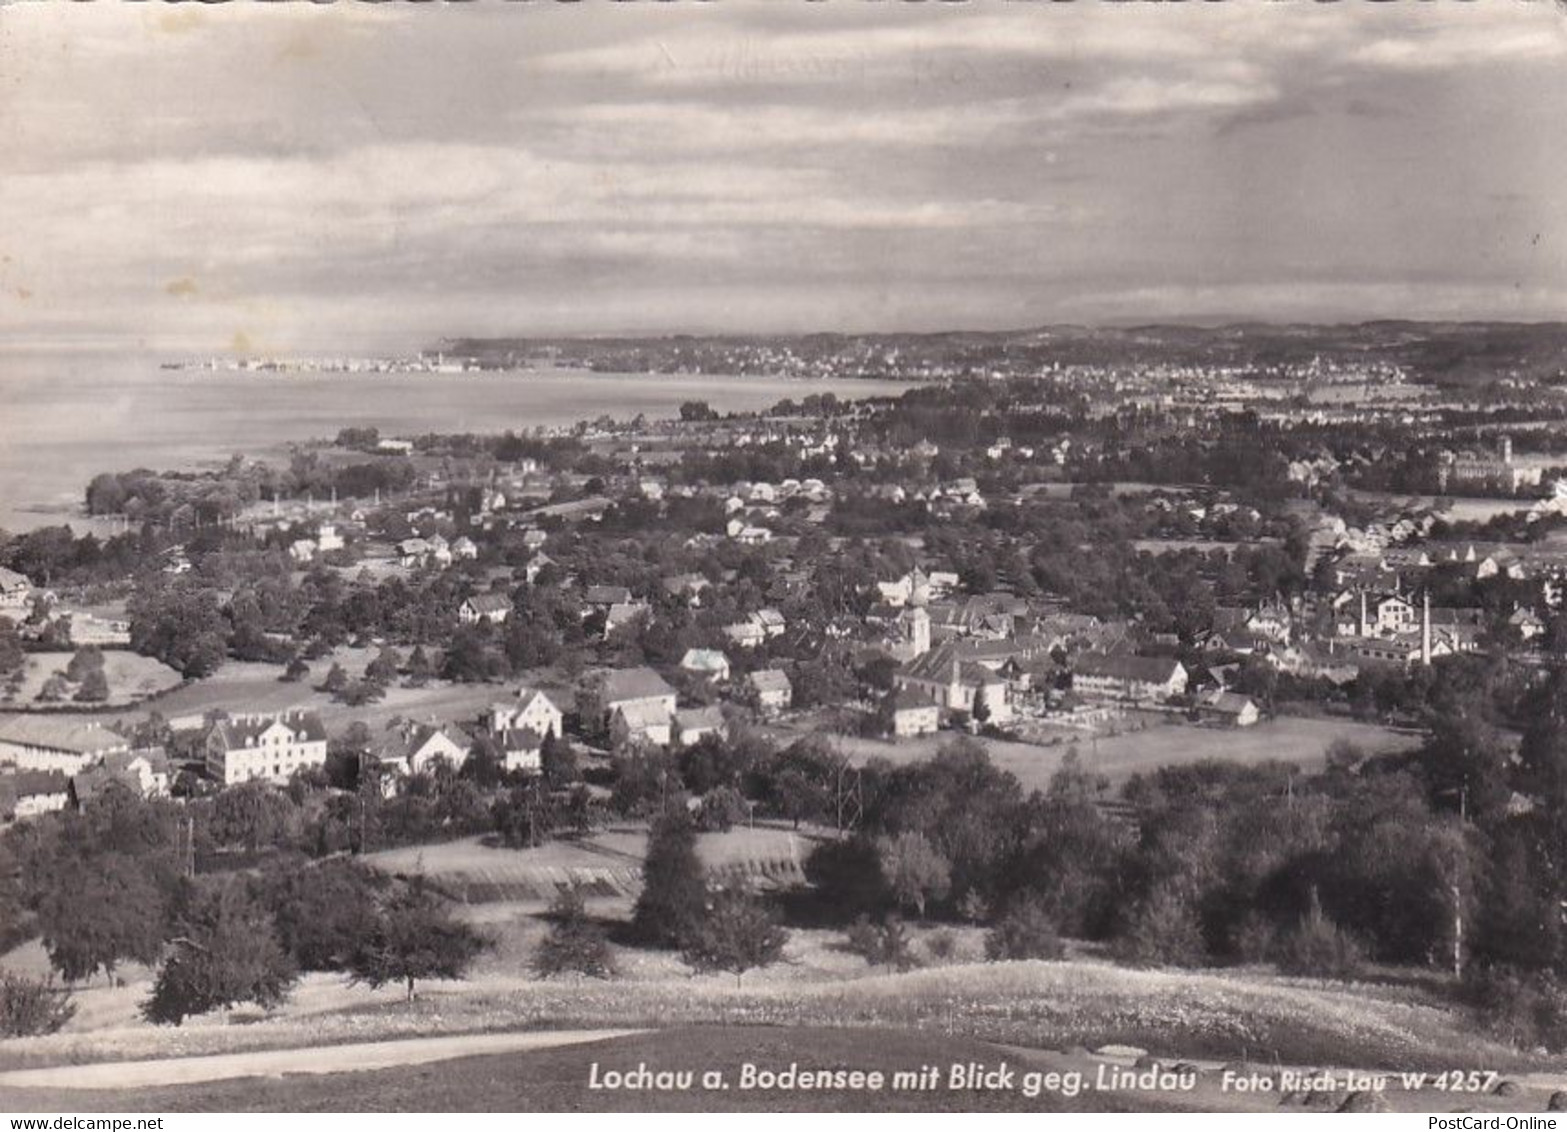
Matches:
[[2, 0, 1567, 1116]]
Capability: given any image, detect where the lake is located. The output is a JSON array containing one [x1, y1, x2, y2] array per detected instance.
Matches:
[[0, 350, 913, 534]]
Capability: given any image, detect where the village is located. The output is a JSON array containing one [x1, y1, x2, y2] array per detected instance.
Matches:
[[3, 350, 1567, 1102]]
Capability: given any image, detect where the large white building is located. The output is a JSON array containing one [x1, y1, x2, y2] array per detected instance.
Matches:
[[0, 717, 130, 775], [1072, 654, 1189, 705], [204, 710, 329, 786]]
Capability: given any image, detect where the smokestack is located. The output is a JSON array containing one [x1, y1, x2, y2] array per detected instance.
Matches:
[[1360, 590, 1369, 638], [1422, 590, 1432, 666]]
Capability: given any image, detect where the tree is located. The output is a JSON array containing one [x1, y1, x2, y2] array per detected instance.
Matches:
[[142, 880, 296, 1026], [280, 655, 310, 683], [845, 915, 917, 970], [984, 895, 1065, 962], [321, 663, 348, 695], [349, 880, 488, 1001], [38, 854, 166, 983], [404, 645, 435, 687], [65, 646, 105, 683], [0, 973, 76, 1037], [532, 887, 614, 979], [540, 733, 579, 790], [878, 831, 951, 919], [682, 886, 788, 985], [492, 779, 557, 849], [631, 811, 707, 947], [803, 835, 892, 921], [73, 666, 110, 703], [263, 859, 385, 972], [207, 780, 297, 853]]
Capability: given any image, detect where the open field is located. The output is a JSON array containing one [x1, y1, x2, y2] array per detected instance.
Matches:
[[1, 651, 182, 709], [95, 651, 530, 734], [0, 949, 1559, 1108], [778, 714, 1421, 792], [363, 824, 820, 902]]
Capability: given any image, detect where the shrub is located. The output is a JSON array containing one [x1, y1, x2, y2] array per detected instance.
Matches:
[[534, 887, 615, 979], [682, 886, 788, 985], [804, 836, 891, 923], [1463, 965, 1567, 1051], [846, 915, 918, 971], [985, 895, 1066, 962], [878, 831, 951, 919], [924, 928, 959, 961], [1274, 896, 1365, 979], [1113, 889, 1207, 967], [0, 973, 76, 1037], [696, 785, 748, 833], [957, 890, 991, 925]]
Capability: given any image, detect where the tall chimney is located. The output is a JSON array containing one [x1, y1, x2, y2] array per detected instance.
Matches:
[[1421, 590, 1432, 666], [1359, 590, 1369, 637]]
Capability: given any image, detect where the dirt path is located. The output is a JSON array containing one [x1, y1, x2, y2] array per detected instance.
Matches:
[[0, 1029, 645, 1091]]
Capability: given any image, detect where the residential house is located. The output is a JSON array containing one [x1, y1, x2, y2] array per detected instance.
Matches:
[[375, 721, 472, 778], [0, 717, 130, 775], [1072, 653, 1189, 704], [604, 601, 650, 636], [890, 689, 941, 737], [488, 687, 564, 740], [459, 593, 514, 626], [680, 648, 732, 683], [496, 727, 544, 775], [724, 618, 766, 649], [1196, 690, 1260, 728], [452, 536, 479, 561], [747, 668, 793, 713], [662, 573, 711, 606], [675, 706, 727, 746], [71, 748, 173, 808], [2, 771, 70, 821], [204, 710, 329, 786], [584, 585, 633, 611], [595, 668, 678, 745], [610, 701, 675, 748]]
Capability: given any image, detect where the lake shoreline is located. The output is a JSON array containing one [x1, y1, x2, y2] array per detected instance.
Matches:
[[0, 358, 918, 534]]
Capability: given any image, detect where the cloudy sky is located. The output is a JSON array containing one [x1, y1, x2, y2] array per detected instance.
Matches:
[[1, 1, 1564, 352]]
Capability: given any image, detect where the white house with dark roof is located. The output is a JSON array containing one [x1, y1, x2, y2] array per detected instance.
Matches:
[[1072, 653, 1188, 705], [374, 721, 472, 778], [747, 668, 792, 713], [1, 771, 70, 821], [595, 667, 677, 746], [459, 593, 514, 626], [70, 748, 172, 809], [496, 727, 544, 774], [674, 705, 727, 746], [489, 686, 564, 740], [611, 701, 675, 748], [204, 709, 328, 786], [0, 717, 130, 775]]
